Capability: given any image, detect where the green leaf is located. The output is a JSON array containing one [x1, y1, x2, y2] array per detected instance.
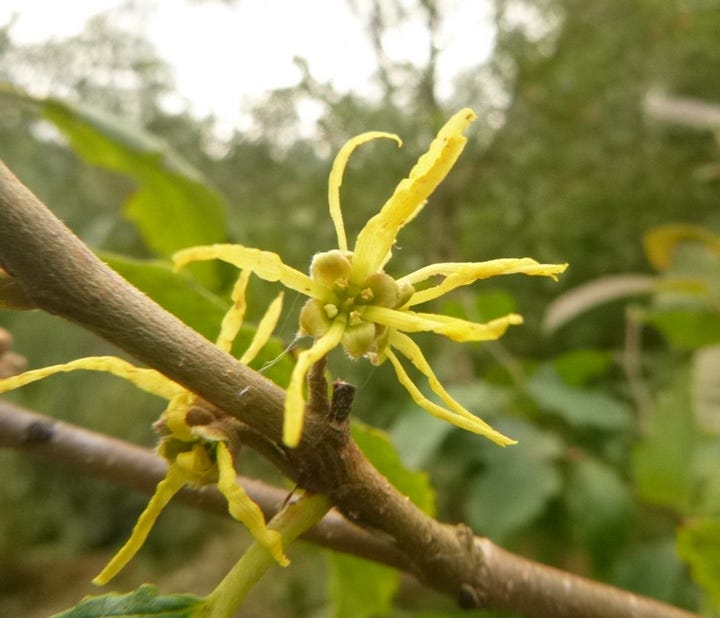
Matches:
[[351, 421, 435, 515], [633, 376, 696, 509], [51, 584, 206, 618], [101, 252, 228, 341], [677, 518, 720, 609], [552, 349, 614, 386], [465, 418, 563, 541], [390, 406, 456, 470], [474, 289, 518, 320], [645, 308, 720, 350], [232, 326, 296, 390], [609, 540, 691, 606], [438, 290, 516, 322], [34, 94, 228, 288], [692, 346, 720, 434], [526, 365, 632, 431], [389, 381, 513, 469], [565, 457, 634, 570], [466, 457, 561, 541], [326, 552, 399, 618], [693, 439, 720, 514]]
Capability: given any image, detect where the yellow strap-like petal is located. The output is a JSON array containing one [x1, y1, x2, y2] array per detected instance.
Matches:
[[363, 306, 523, 342], [351, 109, 477, 281], [416, 311, 523, 341], [389, 331, 511, 435], [385, 347, 515, 446], [239, 292, 284, 365], [329, 131, 402, 252], [362, 305, 442, 333], [402, 259, 569, 306], [215, 441, 289, 566], [174, 244, 326, 301], [216, 270, 252, 353], [283, 318, 346, 447], [0, 356, 181, 400], [92, 461, 188, 585]]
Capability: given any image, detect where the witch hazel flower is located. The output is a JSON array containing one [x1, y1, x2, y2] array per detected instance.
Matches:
[[0, 271, 289, 583], [174, 108, 568, 448]]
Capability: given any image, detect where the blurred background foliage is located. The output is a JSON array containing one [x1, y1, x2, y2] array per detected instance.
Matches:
[[2, 0, 720, 616]]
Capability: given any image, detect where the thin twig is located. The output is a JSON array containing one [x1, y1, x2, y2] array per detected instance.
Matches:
[[0, 399, 409, 570], [0, 399, 697, 618]]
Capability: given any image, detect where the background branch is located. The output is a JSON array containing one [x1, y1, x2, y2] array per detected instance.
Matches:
[[0, 160, 698, 618], [0, 399, 696, 618], [0, 399, 409, 571]]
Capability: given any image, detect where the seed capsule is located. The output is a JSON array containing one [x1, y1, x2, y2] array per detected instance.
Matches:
[[299, 299, 332, 337], [310, 250, 351, 289]]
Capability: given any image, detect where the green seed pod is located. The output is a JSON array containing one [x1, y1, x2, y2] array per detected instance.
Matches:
[[341, 321, 376, 358], [396, 280, 416, 308], [299, 298, 332, 337], [364, 272, 400, 308], [366, 325, 390, 366], [310, 250, 351, 288]]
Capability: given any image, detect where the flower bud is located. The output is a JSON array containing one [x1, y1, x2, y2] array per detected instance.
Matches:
[[366, 325, 390, 365], [341, 321, 376, 358], [299, 299, 331, 337], [310, 250, 351, 288], [364, 272, 399, 308], [396, 280, 415, 308]]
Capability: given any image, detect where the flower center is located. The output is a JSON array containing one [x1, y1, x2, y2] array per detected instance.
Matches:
[[299, 250, 414, 358]]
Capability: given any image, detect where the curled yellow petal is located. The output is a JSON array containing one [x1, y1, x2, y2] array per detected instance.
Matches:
[[403, 259, 569, 306], [216, 270, 284, 365], [215, 441, 289, 566], [417, 312, 523, 341], [389, 331, 512, 438], [239, 291, 284, 365], [92, 461, 188, 585], [284, 318, 346, 447], [352, 108, 477, 281], [174, 244, 325, 300], [216, 270, 252, 353], [385, 347, 515, 446], [329, 131, 402, 252], [0, 356, 181, 400], [363, 306, 523, 342]]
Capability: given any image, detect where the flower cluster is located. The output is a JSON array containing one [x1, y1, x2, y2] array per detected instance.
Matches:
[[0, 272, 288, 584], [0, 107, 567, 586], [174, 108, 567, 448]]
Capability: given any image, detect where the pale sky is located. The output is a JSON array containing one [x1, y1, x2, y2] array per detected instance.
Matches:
[[0, 0, 495, 130]]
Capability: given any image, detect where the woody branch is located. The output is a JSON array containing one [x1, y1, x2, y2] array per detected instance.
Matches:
[[0, 160, 697, 618]]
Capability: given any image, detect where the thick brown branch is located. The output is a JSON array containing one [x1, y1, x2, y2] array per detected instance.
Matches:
[[0, 160, 698, 618]]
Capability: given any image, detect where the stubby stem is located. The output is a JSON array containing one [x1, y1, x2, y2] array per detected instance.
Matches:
[[201, 492, 331, 618]]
